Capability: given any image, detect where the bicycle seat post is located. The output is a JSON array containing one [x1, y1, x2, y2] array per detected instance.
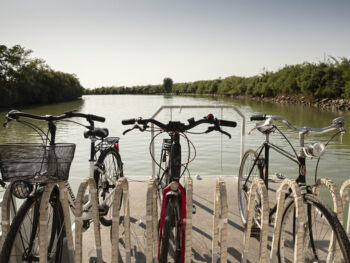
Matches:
[[298, 130, 310, 159], [88, 138, 96, 180], [48, 121, 56, 146], [297, 131, 308, 185]]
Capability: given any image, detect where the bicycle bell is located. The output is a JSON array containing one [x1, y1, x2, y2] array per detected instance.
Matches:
[[304, 142, 326, 158]]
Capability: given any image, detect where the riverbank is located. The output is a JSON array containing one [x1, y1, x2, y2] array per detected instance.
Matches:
[[86, 57, 350, 109], [247, 95, 350, 111], [173, 93, 350, 112], [0, 44, 83, 108]]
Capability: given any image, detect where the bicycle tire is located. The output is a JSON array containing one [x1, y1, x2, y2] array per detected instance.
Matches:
[[278, 193, 350, 263], [237, 149, 262, 226], [159, 198, 181, 263], [95, 147, 123, 226], [0, 188, 64, 263]]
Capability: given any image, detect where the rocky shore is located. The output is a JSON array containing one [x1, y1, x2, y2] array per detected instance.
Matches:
[[176, 93, 350, 112], [252, 95, 350, 111]]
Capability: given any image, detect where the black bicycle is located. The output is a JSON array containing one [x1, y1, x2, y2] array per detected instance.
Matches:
[[238, 114, 350, 262], [122, 114, 236, 263], [0, 110, 123, 263]]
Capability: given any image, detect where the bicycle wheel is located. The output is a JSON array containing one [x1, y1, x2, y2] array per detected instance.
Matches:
[[237, 149, 263, 226], [159, 197, 181, 263], [278, 193, 350, 263], [0, 188, 64, 263], [95, 147, 123, 226]]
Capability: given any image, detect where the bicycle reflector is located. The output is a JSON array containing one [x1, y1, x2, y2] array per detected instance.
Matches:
[[305, 142, 326, 158], [11, 180, 33, 199], [170, 181, 179, 191]]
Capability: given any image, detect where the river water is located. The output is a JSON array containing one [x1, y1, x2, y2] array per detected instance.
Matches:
[[0, 94, 349, 198]]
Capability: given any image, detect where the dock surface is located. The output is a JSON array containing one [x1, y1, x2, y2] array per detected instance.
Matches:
[[80, 176, 281, 262]]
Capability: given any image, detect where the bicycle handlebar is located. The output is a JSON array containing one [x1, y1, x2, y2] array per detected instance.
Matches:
[[250, 114, 345, 134], [122, 114, 237, 133], [6, 110, 105, 123], [250, 114, 267, 121], [121, 118, 137, 125], [219, 119, 238, 127]]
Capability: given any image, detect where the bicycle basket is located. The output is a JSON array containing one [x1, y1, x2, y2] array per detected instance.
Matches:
[[0, 143, 76, 183]]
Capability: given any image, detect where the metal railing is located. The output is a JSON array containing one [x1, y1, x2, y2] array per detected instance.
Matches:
[[242, 178, 269, 263], [0, 183, 14, 250], [111, 177, 131, 263], [313, 178, 344, 262], [149, 105, 245, 177], [340, 179, 350, 238], [74, 177, 102, 263], [269, 179, 305, 263], [145, 178, 158, 263], [212, 178, 228, 263]]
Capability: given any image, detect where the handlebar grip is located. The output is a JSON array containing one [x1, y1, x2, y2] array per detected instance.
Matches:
[[88, 114, 105, 122], [122, 119, 136, 125], [219, 120, 237, 127], [250, 114, 267, 121], [7, 110, 20, 120]]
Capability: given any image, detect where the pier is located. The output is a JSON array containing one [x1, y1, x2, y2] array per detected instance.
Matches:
[[79, 175, 283, 262]]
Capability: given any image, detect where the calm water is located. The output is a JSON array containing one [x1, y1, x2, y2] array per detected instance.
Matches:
[[0, 95, 350, 196]]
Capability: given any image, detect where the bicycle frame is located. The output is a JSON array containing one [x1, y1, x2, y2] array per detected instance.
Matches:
[[244, 130, 308, 219], [157, 133, 183, 188], [157, 132, 187, 262], [33, 118, 117, 220], [63, 136, 118, 220]]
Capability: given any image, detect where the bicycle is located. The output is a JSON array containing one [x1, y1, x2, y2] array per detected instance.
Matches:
[[237, 114, 350, 262], [0, 110, 123, 262], [122, 113, 236, 262]]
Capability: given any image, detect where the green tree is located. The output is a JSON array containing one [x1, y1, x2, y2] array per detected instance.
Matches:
[[0, 44, 83, 107], [163, 77, 173, 93]]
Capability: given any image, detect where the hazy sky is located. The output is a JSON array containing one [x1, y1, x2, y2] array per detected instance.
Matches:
[[1, 0, 349, 89]]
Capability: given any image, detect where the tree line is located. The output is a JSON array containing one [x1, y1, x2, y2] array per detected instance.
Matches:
[[0, 44, 83, 107], [85, 57, 350, 99]]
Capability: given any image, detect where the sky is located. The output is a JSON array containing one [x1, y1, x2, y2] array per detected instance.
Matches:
[[1, 0, 350, 89]]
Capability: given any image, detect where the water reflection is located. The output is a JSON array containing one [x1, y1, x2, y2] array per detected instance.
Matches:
[[0, 95, 348, 194], [0, 100, 84, 144]]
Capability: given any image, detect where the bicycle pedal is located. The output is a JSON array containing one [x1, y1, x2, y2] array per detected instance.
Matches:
[[192, 205, 196, 214], [98, 204, 109, 216], [250, 226, 260, 237], [83, 220, 90, 231]]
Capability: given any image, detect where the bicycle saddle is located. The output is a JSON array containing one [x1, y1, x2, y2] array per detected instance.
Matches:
[[249, 119, 275, 134], [84, 128, 109, 138]]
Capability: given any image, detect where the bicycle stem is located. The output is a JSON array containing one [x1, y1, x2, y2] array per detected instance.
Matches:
[[170, 133, 181, 182]]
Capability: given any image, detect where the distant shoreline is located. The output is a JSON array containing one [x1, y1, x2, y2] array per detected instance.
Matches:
[[85, 57, 350, 112], [84, 93, 350, 112]]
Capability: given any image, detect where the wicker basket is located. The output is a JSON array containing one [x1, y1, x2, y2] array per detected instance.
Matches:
[[0, 143, 76, 183]]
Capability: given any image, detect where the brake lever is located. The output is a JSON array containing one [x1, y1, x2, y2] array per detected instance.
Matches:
[[205, 126, 231, 139], [3, 120, 9, 128], [123, 124, 148, 135], [220, 129, 231, 139], [340, 129, 345, 144], [3, 117, 15, 128], [248, 126, 257, 135], [205, 126, 216, 134], [122, 125, 136, 135]]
